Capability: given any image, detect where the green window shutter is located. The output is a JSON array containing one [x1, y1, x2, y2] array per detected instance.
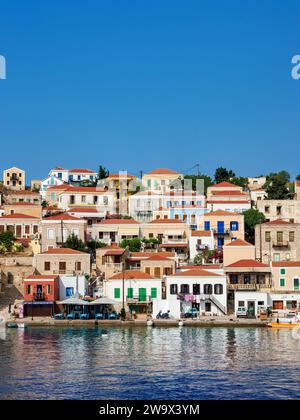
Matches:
[[114, 288, 121, 299], [138, 288, 147, 302], [280, 279, 285, 287], [151, 288, 157, 299], [280, 268, 286, 275], [294, 279, 300, 291], [127, 288, 133, 299]]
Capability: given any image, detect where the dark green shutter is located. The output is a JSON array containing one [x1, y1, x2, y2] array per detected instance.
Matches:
[[151, 288, 157, 299], [114, 288, 121, 299], [139, 288, 147, 302], [127, 288, 133, 298]]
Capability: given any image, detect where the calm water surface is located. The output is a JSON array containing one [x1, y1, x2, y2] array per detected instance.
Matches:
[[0, 326, 300, 400]]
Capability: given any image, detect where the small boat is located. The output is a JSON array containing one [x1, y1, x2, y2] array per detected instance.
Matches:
[[268, 315, 300, 329], [6, 323, 18, 329]]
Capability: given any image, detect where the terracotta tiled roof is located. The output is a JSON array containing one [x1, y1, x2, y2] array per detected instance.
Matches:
[[64, 187, 106, 193], [226, 259, 269, 268], [7, 190, 40, 196], [0, 213, 39, 219], [264, 219, 295, 225], [25, 275, 59, 280], [147, 168, 181, 175], [204, 210, 239, 216], [69, 169, 96, 174], [43, 213, 82, 221], [109, 270, 154, 280], [211, 191, 247, 196], [225, 239, 253, 247], [212, 181, 240, 188], [207, 200, 250, 204], [5, 202, 39, 206], [272, 261, 300, 267], [179, 265, 221, 270], [149, 219, 185, 224], [130, 252, 176, 259], [191, 230, 212, 237], [104, 249, 126, 256], [41, 248, 87, 255], [144, 254, 172, 261], [172, 269, 222, 277], [68, 207, 100, 213], [98, 219, 140, 225]]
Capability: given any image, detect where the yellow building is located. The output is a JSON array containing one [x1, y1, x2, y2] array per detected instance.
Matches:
[[142, 168, 183, 193], [200, 210, 245, 249], [3, 167, 26, 191]]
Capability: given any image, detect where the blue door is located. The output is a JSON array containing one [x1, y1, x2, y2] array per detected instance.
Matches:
[[218, 237, 224, 248], [217, 221, 224, 234], [204, 221, 211, 231]]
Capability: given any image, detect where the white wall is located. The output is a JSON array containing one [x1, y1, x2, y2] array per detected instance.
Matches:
[[207, 202, 251, 213], [59, 276, 88, 300], [234, 292, 269, 316], [105, 278, 162, 303], [189, 235, 214, 260]]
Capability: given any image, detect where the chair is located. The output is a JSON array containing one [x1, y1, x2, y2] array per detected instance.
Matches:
[[67, 313, 75, 320], [95, 313, 104, 320], [80, 313, 89, 320]]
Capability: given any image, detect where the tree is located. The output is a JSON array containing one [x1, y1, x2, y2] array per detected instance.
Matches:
[[296, 175, 300, 181], [0, 231, 16, 254], [97, 165, 109, 180], [243, 208, 266, 244], [63, 234, 86, 252], [184, 174, 213, 193], [230, 176, 248, 189], [264, 171, 292, 200], [214, 167, 236, 184], [120, 238, 142, 252]]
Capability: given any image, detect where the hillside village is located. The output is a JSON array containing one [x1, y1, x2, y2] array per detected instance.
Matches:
[[0, 165, 300, 322]]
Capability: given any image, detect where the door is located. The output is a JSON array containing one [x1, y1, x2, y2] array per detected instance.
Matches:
[[217, 221, 224, 234], [138, 288, 147, 302], [247, 301, 255, 317], [205, 302, 211, 312], [218, 237, 224, 248], [273, 301, 284, 310], [16, 225, 22, 238]]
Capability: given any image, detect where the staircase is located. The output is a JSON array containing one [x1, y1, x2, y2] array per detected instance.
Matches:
[[209, 295, 227, 315]]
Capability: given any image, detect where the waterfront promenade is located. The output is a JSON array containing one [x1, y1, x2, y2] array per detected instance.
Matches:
[[10, 316, 267, 328]]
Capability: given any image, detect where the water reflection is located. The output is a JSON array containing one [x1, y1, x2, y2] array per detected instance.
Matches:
[[0, 327, 300, 400]]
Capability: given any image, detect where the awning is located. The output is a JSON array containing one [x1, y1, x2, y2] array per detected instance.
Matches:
[[167, 231, 185, 236], [87, 298, 117, 306], [120, 228, 140, 236], [59, 298, 89, 305], [23, 301, 54, 305]]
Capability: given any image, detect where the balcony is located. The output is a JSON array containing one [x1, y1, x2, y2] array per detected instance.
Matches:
[[228, 284, 272, 291], [162, 238, 188, 245], [33, 292, 46, 301], [105, 263, 123, 273], [212, 228, 231, 236], [273, 241, 289, 248], [126, 295, 152, 304]]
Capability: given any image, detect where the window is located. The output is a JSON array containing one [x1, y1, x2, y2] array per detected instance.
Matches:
[[66, 287, 74, 298], [145, 267, 151, 275], [47, 285, 52, 294], [294, 279, 300, 291], [277, 232, 283, 244], [280, 279, 285, 287], [265, 232, 271, 242], [59, 262, 67, 273], [154, 267, 161, 278], [274, 254, 280, 262], [127, 288, 133, 299], [151, 288, 157, 299], [180, 284, 190, 294], [230, 275, 238, 285], [27, 285, 32, 295], [289, 232, 295, 242], [170, 284, 178, 295], [114, 288, 121, 299], [44, 262, 51, 271], [81, 196, 86, 203], [47, 229, 55, 240], [75, 261, 82, 271], [25, 225, 30, 235], [204, 284, 213, 295], [265, 206, 270, 213], [230, 222, 239, 231], [280, 268, 286, 275], [204, 221, 211, 231], [258, 301, 265, 306], [193, 284, 200, 295], [238, 301, 245, 307], [214, 284, 223, 295]]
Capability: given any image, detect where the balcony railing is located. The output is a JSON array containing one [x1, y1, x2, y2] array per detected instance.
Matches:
[[126, 295, 152, 303], [162, 238, 188, 244], [228, 283, 272, 290], [33, 293, 45, 301], [212, 228, 231, 235], [273, 241, 289, 248]]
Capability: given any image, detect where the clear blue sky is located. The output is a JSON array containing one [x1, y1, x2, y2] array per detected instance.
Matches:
[[0, 0, 300, 181]]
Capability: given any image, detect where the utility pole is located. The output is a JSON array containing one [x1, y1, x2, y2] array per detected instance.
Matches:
[[61, 220, 64, 246]]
